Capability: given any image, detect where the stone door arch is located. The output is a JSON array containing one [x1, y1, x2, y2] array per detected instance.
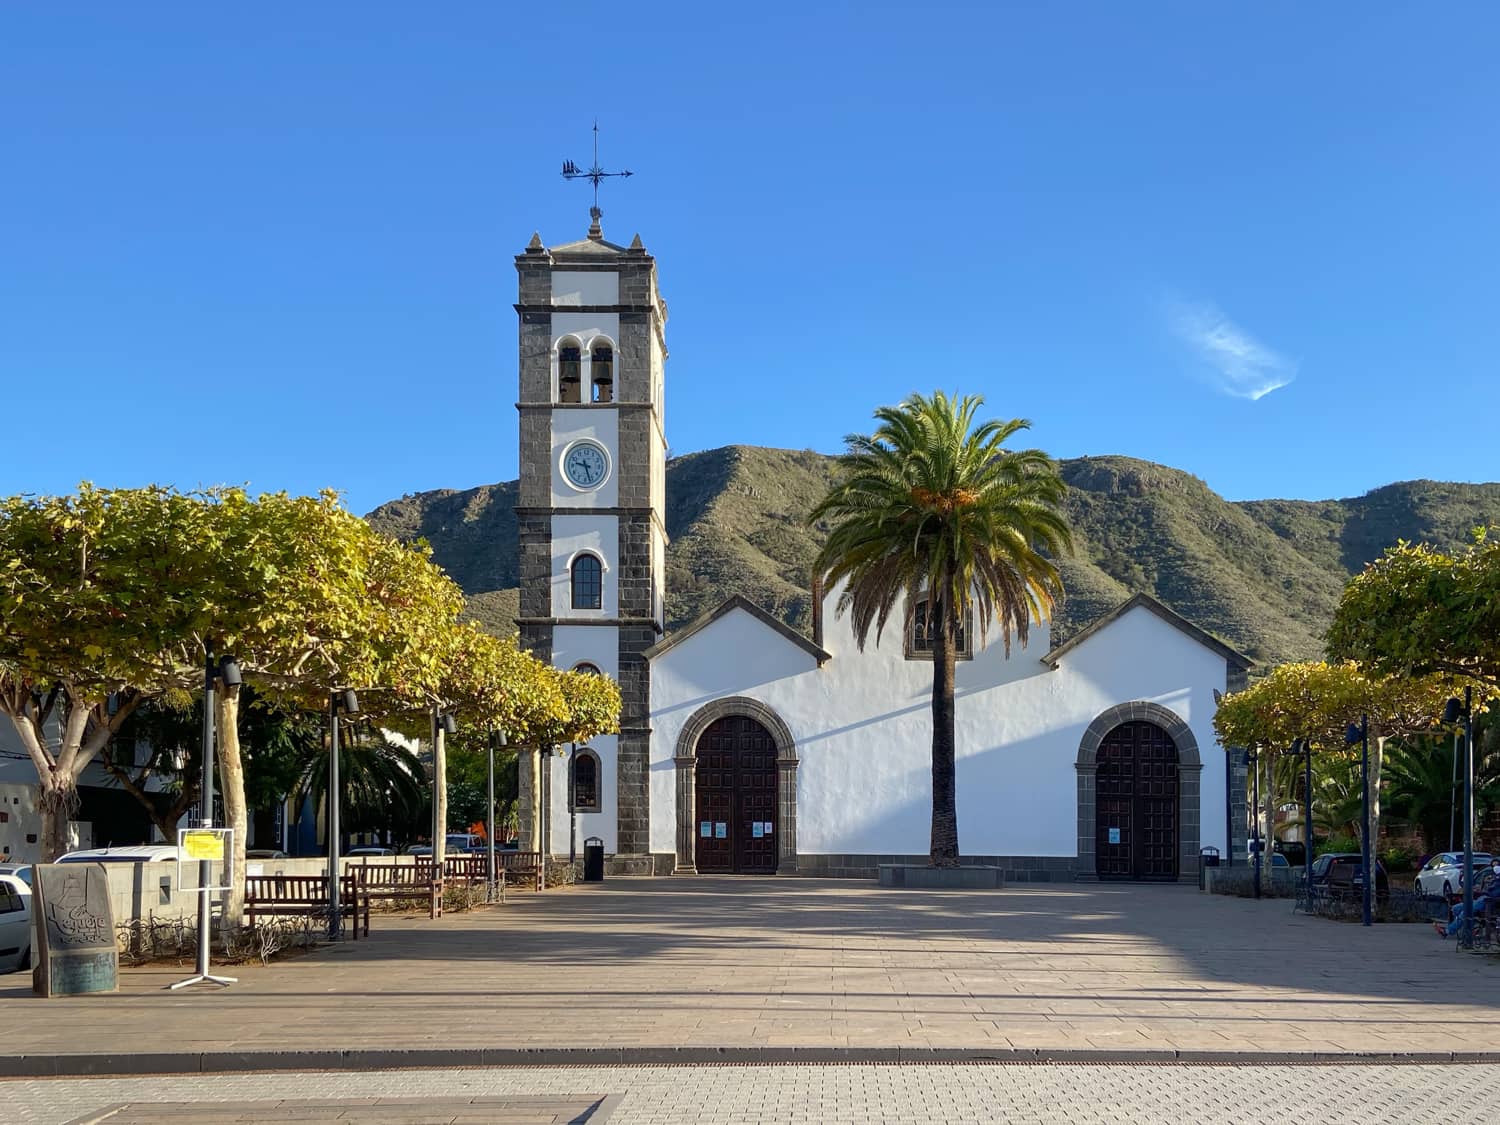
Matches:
[[1076, 702, 1202, 882], [674, 696, 798, 874]]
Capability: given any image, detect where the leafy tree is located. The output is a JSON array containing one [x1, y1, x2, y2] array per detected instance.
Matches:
[[103, 698, 205, 843], [810, 391, 1072, 866], [0, 485, 229, 858], [1384, 732, 1500, 853], [1213, 661, 1456, 853], [1328, 536, 1500, 690]]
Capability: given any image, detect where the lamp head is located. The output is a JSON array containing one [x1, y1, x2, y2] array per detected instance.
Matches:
[[440, 713, 457, 736], [497, 730, 507, 748], [1444, 697, 1464, 724], [342, 689, 360, 715], [219, 657, 243, 688], [1344, 722, 1362, 746]]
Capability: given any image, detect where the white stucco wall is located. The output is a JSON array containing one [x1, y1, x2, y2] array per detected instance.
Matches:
[[550, 515, 618, 619], [648, 595, 1231, 865], [550, 409, 619, 507], [552, 270, 618, 307], [551, 626, 620, 852]]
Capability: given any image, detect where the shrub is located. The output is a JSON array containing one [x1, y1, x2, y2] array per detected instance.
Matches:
[[1379, 845, 1419, 872], [1318, 835, 1360, 856]]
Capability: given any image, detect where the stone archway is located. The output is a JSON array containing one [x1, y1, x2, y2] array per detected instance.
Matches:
[[674, 696, 798, 874], [1075, 702, 1202, 882]]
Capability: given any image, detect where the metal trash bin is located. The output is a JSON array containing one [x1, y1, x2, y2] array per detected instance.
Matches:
[[1199, 845, 1220, 890], [583, 836, 605, 882]]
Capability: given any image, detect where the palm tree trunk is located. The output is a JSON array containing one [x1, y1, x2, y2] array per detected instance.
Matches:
[[929, 594, 960, 867]]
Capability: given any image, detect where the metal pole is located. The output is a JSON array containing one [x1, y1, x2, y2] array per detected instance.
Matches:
[[1251, 749, 1261, 899], [432, 706, 447, 870], [1360, 714, 1372, 927], [487, 731, 497, 895], [197, 649, 216, 976], [1226, 751, 1235, 868], [1462, 687, 1475, 947], [1303, 739, 1314, 907], [1450, 727, 1461, 853], [328, 691, 341, 939]]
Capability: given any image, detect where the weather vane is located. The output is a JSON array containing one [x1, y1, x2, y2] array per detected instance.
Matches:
[[562, 121, 633, 223]]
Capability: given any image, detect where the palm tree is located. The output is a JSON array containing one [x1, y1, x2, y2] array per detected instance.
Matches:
[[810, 391, 1072, 867], [1384, 734, 1500, 853], [294, 724, 428, 848]]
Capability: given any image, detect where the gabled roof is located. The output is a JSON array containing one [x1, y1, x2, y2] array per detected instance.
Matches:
[[1041, 592, 1254, 671], [549, 235, 632, 257], [644, 595, 832, 666]]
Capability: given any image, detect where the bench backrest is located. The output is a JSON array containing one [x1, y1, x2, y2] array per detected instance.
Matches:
[[355, 864, 439, 889], [246, 873, 356, 903]]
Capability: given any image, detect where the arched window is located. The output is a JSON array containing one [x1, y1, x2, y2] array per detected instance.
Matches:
[[558, 340, 582, 403], [572, 747, 601, 813], [572, 662, 602, 676], [590, 344, 613, 403], [906, 597, 971, 659], [570, 554, 603, 610]]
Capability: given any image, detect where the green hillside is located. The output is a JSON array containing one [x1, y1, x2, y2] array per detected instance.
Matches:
[[366, 447, 1500, 669]]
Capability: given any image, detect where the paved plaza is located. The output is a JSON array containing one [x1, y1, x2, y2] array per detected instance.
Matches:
[[6, 1062, 1496, 1125], [3, 877, 1500, 1066]]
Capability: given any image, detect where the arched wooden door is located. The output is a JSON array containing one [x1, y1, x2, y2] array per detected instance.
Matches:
[[694, 716, 778, 874], [1095, 721, 1179, 881]]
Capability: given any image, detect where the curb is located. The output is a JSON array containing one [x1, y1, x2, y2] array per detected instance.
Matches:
[[6, 1047, 1500, 1077]]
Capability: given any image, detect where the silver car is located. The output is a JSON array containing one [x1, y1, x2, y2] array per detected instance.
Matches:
[[0, 873, 32, 974], [1414, 852, 1493, 897]]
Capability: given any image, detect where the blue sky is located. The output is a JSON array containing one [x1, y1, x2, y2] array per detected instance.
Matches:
[[3, 4, 1496, 516]]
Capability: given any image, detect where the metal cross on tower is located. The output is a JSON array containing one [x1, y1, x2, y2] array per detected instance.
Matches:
[[562, 121, 633, 224]]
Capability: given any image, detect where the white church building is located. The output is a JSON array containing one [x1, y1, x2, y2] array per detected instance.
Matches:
[[515, 213, 1252, 883]]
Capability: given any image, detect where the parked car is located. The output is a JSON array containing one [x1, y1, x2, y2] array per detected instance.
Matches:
[[1273, 841, 1307, 867], [1312, 852, 1390, 898], [404, 845, 433, 857], [0, 873, 32, 975], [1414, 852, 1493, 898], [0, 863, 32, 886], [246, 849, 287, 860], [55, 845, 185, 864], [346, 846, 395, 857]]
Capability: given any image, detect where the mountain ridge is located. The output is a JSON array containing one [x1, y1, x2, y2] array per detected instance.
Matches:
[[366, 446, 1500, 669]]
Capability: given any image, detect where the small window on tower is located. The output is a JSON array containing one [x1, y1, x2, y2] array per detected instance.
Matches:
[[591, 344, 614, 403], [572, 748, 601, 813], [571, 554, 603, 610], [558, 342, 582, 403]]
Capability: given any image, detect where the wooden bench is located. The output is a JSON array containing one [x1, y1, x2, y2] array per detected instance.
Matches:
[[245, 873, 368, 939], [354, 864, 443, 919], [418, 852, 545, 892]]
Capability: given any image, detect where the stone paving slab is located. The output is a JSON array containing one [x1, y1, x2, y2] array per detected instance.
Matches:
[[62, 1094, 616, 1125], [2, 878, 1499, 1073], [4, 1063, 1493, 1125]]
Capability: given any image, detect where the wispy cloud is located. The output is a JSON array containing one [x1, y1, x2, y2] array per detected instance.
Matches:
[[1165, 297, 1296, 401]]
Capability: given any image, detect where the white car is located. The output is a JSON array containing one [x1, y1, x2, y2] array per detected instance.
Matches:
[[56, 845, 186, 864], [0, 873, 32, 974], [1414, 852, 1493, 897]]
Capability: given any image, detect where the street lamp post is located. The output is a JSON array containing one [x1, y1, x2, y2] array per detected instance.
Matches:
[[1344, 715, 1373, 927], [1444, 689, 1475, 946], [170, 647, 241, 990], [1299, 738, 1314, 908], [328, 688, 360, 939]]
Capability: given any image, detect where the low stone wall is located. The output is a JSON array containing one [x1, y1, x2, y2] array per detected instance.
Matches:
[[799, 853, 1080, 882], [1203, 865, 1301, 898]]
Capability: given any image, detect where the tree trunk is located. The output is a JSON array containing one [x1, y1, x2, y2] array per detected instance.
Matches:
[[1369, 735, 1386, 863], [216, 685, 248, 930], [929, 593, 960, 868], [1263, 749, 1278, 860], [433, 720, 448, 867], [38, 775, 78, 861]]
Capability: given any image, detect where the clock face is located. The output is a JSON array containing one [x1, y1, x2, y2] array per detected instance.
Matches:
[[563, 442, 609, 490]]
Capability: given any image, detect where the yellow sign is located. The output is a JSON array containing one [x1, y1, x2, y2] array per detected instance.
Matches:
[[182, 831, 222, 860]]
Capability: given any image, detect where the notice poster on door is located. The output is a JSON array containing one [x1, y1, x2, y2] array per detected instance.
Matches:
[[1108, 827, 1121, 845], [715, 822, 727, 838], [752, 822, 763, 838], [763, 821, 772, 835], [700, 821, 711, 838]]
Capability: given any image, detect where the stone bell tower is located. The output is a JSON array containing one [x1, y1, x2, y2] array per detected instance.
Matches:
[[514, 209, 668, 873]]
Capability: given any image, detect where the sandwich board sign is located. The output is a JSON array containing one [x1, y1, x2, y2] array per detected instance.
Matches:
[[31, 862, 118, 997]]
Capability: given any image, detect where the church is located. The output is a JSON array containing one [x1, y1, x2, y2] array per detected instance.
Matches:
[[514, 213, 1252, 883]]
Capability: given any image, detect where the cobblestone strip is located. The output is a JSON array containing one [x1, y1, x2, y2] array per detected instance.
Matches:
[[5, 1063, 1493, 1125]]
